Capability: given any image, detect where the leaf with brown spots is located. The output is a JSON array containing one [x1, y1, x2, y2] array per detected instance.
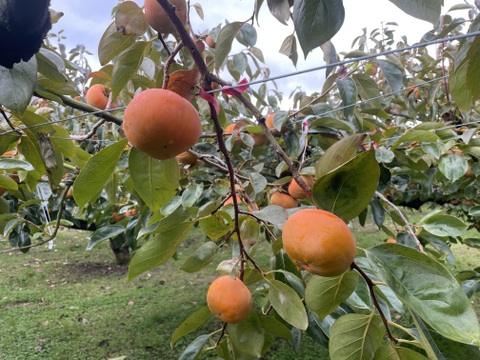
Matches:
[[167, 68, 200, 102]]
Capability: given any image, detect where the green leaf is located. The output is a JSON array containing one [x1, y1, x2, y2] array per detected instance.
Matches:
[[115, 0, 149, 36], [251, 205, 288, 230], [309, 117, 355, 133], [198, 212, 231, 241], [428, 328, 480, 359], [451, 59, 473, 110], [86, 225, 125, 250], [0, 159, 34, 172], [465, 36, 480, 103], [258, 313, 293, 341], [129, 148, 179, 212], [0, 57, 37, 115], [388, 0, 442, 25], [178, 334, 209, 360], [391, 130, 440, 150], [236, 23, 257, 47], [305, 271, 359, 318], [374, 344, 429, 359], [336, 77, 357, 118], [268, 279, 308, 330], [111, 41, 148, 99], [171, 306, 212, 346], [249, 172, 267, 195], [293, 0, 345, 57], [279, 34, 298, 67], [377, 59, 404, 92], [329, 314, 385, 360], [420, 214, 468, 237], [182, 184, 204, 208], [228, 313, 265, 357], [36, 48, 67, 83], [315, 133, 366, 177], [98, 22, 136, 66], [128, 218, 194, 280], [312, 148, 380, 222], [438, 154, 469, 182], [215, 22, 243, 68], [366, 244, 480, 346], [267, 0, 291, 25], [73, 139, 128, 210], [0, 174, 18, 190], [181, 241, 217, 273], [353, 73, 382, 108]]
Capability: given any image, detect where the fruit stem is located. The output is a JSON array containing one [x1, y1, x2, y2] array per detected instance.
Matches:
[[351, 261, 398, 344], [162, 41, 184, 89]]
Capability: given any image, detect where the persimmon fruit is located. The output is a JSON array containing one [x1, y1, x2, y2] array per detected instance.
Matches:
[[282, 208, 357, 277], [86, 84, 112, 110], [205, 35, 216, 48], [144, 0, 187, 35], [265, 113, 285, 135], [207, 275, 252, 323], [269, 191, 297, 209], [112, 212, 126, 223], [288, 175, 314, 200], [386, 238, 397, 243], [225, 121, 266, 147], [123, 89, 202, 160]]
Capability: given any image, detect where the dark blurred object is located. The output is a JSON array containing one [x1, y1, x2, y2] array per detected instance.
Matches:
[[0, 0, 52, 68]]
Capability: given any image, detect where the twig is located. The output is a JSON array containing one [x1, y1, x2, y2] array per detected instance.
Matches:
[[0, 181, 73, 255], [162, 41, 184, 89], [375, 191, 424, 252], [351, 262, 398, 344], [34, 92, 123, 126], [0, 108, 22, 135]]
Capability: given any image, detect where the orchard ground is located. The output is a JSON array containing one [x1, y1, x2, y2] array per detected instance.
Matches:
[[0, 210, 478, 360]]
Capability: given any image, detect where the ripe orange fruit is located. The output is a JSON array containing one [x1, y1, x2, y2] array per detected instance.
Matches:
[[282, 208, 357, 277], [144, 0, 187, 35], [86, 84, 112, 110], [123, 89, 202, 160], [176, 151, 198, 165], [207, 275, 252, 323], [112, 212, 126, 223], [195, 39, 205, 53], [265, 113, 285, 135], [465, 165, 476, 178], [288, 175, 314, 200], [125, 208, 138, 217], [205, 35, 216, 48], [386, 238, 397, 243], [269, 191, 297, 209], [225, 121, 266, 147]]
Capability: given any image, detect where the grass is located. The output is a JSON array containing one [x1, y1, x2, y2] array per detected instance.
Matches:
[[0, 210, 479, 359]]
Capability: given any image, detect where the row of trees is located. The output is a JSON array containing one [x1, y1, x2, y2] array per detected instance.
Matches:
[[0, 0, 479, 358]]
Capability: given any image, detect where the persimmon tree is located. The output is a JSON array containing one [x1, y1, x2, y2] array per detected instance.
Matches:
[[0, 0, 479, 359]]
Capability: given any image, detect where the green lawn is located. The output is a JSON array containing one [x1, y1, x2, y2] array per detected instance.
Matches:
[[0, 212, 478, 359]]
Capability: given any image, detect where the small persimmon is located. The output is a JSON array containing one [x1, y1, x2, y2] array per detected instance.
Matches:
[[86, 84, 113, 110], [265, 113, 285, 135], [205, 35, 216, 48], [269, 191, 297, 209], [386, 238, 397, 243], [123, 88, 202, 160], [288, 175, 314, 200], [112, 212, 126, 223], [207, 275, 252, 323], [465, 166, 476, 178], [144, 0, 187, 35], [282, 208, 357, 277], [125, 208, 138, 217]]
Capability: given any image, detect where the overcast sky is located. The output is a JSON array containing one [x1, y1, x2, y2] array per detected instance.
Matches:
[[49, 0, 468, 101]]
